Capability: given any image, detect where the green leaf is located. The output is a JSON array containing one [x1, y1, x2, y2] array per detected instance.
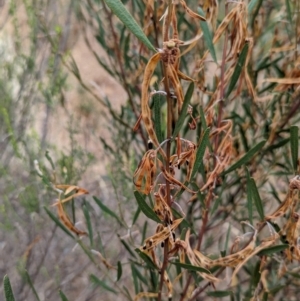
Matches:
[[90, 274, 118, 294], [290, 126, 299, 173], [173, 82, 194, 138], [24, 270, 41, 301], [135, 248, 158, 270], [93, 196, 123, 225], [249, 0, 263, 29], [59, 290, 69, 301], [117, 261, 122, 281], [251, 262, 261, 287], [257, 244, 288, 256], [224, 224, 231, 254], [132, 206, 141, 225], [248, 0, 263, 15], [133, 191, 161, 223], [285, 0, 292, 23], [191, 128, 210, 180], [153, 89, 163, 143], [45, 150, 55, 170], [83, 202, 93, 247], [170, 262, 210, 274], [119, 236, 137, 258], [104, 0, 156, 52], [131, 264, 148, 285], [249, 178, 264, 220], [207, 290, 233, 297], [223, 140, 266, 175], [3, 275, 15, 301], [262, 292, 268, 301], [131, 264, 139, 294], [199, 105, 207, 131], [246, 168, 253, 224], [44, 206, 75, 239], [198, 8, 217, 62], [226, 42, 249, 98]]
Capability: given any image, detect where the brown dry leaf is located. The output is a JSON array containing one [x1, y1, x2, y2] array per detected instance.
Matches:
[[265, 190, 293, 220], [134, 292, 158, 301], [141, 218, 183, 251], [52, 185, 89, 206], [133, 150, 157, 195], [180, 0, 206, 21], [270, 45, 295, 53], [141, 52, 163, 150], [170, 229, 219, 283], [263, 78, 300, 85], [202, 0, 219, 30], [57, 201, 87, 236], [289, 176, 300, 190], [212, 229, 258, 268], [230, 233, 279, 286], [91, 249, 116, 270], [158, 159, 197, 194], [153, 189, 174, 225], [22, 235, 41, 261]]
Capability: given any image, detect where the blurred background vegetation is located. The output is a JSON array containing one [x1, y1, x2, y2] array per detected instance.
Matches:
[[1, 0, 300, 300]]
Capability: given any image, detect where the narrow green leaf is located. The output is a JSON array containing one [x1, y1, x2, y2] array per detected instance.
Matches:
[[223, 140, 266, 175], [199, 105, 207, 131], [262, 292, 268, 301], [251, 262, 261, 287], [153, 89, 163, 143], [117, 261, 122, 281], [288, 272, 300, 279], [135, 248, 158, 270], [24, 270, 41, 301], [122, 285, 133, 301], [77, 240, 97, 264], [226, 42, 249, 98], [93, 196, 123, 225], [290, 126, 299, 173], [246, 168, 253, 224], [3, 275, 15, 301], [104, 0, 156, 52], [118, 235, 137, 258], [191, 128, 210, 180], [257, 244, 288, 256], [83, 202, 93, 247], [249, 178, 264, 220], [207, 290, 233, 297], [141, 220, 148, 244], [170, 262, 210, 274], [132, 206, 141, 225], [45, 150, 55, 170], [249, 0, 263, 29], [198, 8, 217, 62], [248, 0, 260, 14], [239, 124, 249, 152], [265, 137, 289, 152], [131, 264, 148, 285], [285, 0, 292, 23], [44, 206, 75, 239], [131, 264, 139, 294], [90, 274, 118, 294], [59, 290, 69, 301], [224, 224, 231, 254], [149, 269, 159, 290], [133, 191, 161, 223], [173, 82, 194, 138]]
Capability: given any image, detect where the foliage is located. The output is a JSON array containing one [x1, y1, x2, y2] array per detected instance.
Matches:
[[2, 0, 300, 300]]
